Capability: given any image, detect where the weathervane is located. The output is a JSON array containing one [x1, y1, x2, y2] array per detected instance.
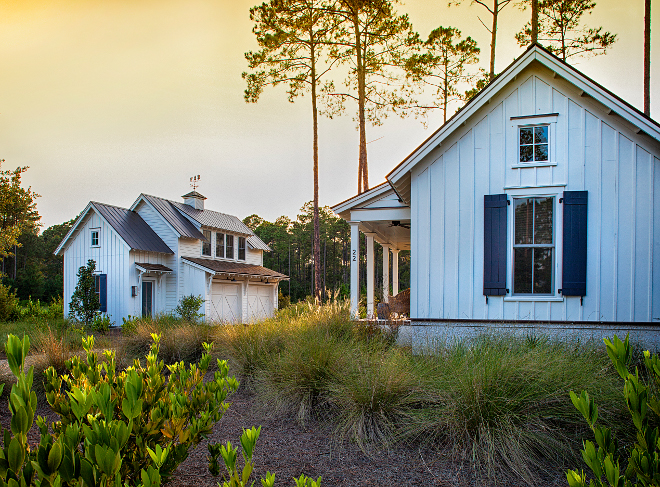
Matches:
[[190, 175, 201, 191]]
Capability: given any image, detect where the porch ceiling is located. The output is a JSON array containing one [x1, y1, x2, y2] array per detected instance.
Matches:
[[358, 220, 410, 250]]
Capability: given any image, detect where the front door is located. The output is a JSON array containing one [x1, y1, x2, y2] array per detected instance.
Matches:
[[142, 281, 153, 317]]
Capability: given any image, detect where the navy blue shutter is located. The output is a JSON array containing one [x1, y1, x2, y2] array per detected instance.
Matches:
[[484, 194, 508, 296], [562, 191, 588, 296], [99, 274, 107, 312]]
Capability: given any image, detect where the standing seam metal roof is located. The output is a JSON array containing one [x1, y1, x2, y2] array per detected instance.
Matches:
[[91, 202, 173, 254], [141, 194, 206, 240]]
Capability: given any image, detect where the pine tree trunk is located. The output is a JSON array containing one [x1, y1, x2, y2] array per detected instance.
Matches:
[[489, 0, 498, 80], [311, 40, 322, 302], [644, 0, 651, 116], [531, 0, 538, 44], [355, 15, 369, 194]]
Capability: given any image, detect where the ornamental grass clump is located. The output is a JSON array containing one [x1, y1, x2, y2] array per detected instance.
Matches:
[[403, 335, 626, 486], [328, 345, 420, 449]]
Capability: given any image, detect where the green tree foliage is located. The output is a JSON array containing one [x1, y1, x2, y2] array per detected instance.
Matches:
[[449, 0, 514, 81], [325, 0, 424, 194], [244, 0, 343, 301], [516, 0, 617, 61], [245, 203, 410, 303], [69, 259, 100, 325], [174, 295, 205, 323], [0, 161, 40, 272], [408, 26, 481, 123], [567, 335, 660, 487]]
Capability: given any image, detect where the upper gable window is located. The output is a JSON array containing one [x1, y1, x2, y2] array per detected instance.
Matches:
[[202, 230, 212, 256], [519, 125, 549, 163], [216, 232, 225, 258], [226, 235, 234, 259], [91, 229, 100, 247]]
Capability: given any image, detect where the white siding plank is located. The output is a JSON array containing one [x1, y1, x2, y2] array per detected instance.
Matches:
[[417, 168, 431, 318], [653, 156, 660, 322], [617, 134, 635, 322], [473, 117, 489, 319], [634, 146, 653, 321], [429, 158, 444, 317], [600, 123, 617, 321], [443, 144, 460, 318], [584, 111, 602, 321], [458, 131, 475, 319]]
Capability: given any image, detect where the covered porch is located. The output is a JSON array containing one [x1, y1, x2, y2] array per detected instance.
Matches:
[[332, 183, 411, 318]]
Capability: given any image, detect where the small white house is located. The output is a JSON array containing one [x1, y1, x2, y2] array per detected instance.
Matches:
[[333, 44, 660, 345], [55, 191, 287, 324]]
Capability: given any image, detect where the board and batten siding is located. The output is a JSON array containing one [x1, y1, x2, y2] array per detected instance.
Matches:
[[62, 211, 130, 323], [134, 201, 179, 313], [410, 66, 660, 323]]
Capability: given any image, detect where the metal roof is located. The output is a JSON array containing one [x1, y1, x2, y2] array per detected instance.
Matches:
[[182, 257, 288, 279], [247, 235, 271, 252], [135, 263, 173, 273], [171, 201, 254, 235], [91, 202, 174, 254], [140, 194, 206, 240]]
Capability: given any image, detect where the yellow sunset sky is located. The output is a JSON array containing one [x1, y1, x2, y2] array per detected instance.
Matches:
[[0, 0, 657, 228]]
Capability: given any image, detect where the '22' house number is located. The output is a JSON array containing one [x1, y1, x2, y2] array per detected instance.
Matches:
[[352, 249, 357, 262]]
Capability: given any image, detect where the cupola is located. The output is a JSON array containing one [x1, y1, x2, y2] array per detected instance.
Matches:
[[182, 191, 206, 210]]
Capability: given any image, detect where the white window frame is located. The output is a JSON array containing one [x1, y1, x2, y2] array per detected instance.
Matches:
[[238, 237, 246, 261], [202, 229, 212, 256], [226, 234, 235, 260], [215, 232, 225, 259], [510, 114, 558, 168], [504, 187, 564, 302], [91, 228, 100, 247]]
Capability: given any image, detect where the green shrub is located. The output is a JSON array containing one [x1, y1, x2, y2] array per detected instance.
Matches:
[[68, 259, 99, 325], [567, 335, 660, 487], [89, 314, 113, 334], [174, 295, 204, 323], [46, 296, 64, 320], [0, 283, 19, 321]]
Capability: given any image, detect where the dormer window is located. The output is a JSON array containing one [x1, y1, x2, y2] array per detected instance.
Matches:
[[238, 237, 246, 261], [91, 229, 100, 247], [519, 125, 549, 163], [226, 235, 234, 259], [216, 232, 225, 258], [202, 230, 211, 256]]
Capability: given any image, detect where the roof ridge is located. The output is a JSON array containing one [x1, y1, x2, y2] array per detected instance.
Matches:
[[90, 201, 131, 211]]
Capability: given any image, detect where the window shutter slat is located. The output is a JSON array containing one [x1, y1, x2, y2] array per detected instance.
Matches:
[[484, 194, 508, 296], [99, 274, 107, 313], [562, 191, 588, 296]]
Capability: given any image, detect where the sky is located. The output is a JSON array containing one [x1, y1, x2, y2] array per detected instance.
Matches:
[[1, 0, 658, 229]]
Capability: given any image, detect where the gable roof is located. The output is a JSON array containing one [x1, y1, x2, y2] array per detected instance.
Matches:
[[136, 193, 271, 251], [139, 194, 206, 240], [54, 202, 173, 255], [385, 43, 660, 202]]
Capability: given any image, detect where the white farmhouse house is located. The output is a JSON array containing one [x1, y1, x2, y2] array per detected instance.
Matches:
[[55, 191, 287, 324], [333, 45, 660, 344]]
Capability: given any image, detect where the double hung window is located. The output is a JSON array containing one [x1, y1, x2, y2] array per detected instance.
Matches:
[[202, 230, 211, 256], [216, 232, 225, 258], [513, 197, 554, 294], [91, 229, 100, 247], [238, 237, 246, 261], [226, 235, 234, 259]]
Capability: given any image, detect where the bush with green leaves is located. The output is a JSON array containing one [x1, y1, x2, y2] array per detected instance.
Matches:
[[68, 259, 99, 326], [0, 283, 19, 322], [89, 314, 112, 334], [0, 331, 239, 487], [567, 335, 660, 487], [174, 295, 204, 323]]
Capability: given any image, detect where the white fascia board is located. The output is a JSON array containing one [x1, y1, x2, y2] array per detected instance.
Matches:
[[54, 202, 95, 256], [130, 194, 182, 238], [350, 207, 411, 222], [331, 182, 394, 214], [54, 202, 132, 256], [387, 49, 538, 186]]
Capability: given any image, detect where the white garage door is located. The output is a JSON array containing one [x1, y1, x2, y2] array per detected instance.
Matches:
[[210, 282, 241, 323], [247, 285, 274, 322]]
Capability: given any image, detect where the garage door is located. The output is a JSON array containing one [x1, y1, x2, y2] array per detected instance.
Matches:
[[247, 285, 274, 322], [210, 282, 241, 323]]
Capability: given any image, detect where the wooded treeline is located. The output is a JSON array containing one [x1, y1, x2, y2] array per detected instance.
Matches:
[[244, 202, 410, 304]]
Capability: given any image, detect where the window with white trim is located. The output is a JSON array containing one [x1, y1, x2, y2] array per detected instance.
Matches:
[[226, 234, 234, 259], [238, 237, 246, 261], [519, 125, 549, 163], [512, 196, 555, 295], [202, 230, 212, 256], [216, 232, 225, 258], [91, 228, 100, 247]]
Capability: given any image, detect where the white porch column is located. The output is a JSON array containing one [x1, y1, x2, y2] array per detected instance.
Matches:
[[366, 233, 375, 318], [392, 249, 400, 295], [382, 244, 390, 302], [349, 222, 360, 318]]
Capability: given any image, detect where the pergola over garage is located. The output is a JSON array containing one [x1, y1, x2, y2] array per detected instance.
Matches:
[[332, 182, 410, 318]]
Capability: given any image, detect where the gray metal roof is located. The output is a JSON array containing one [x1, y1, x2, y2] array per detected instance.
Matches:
[[142, 193, 271, 251], [183, 257, 288, 279], [91, 202, 174, 254], [141, 194, 206, 240]]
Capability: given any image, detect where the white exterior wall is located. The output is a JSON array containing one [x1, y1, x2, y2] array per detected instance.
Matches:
[[62, 211, 130, 324], [134, 201, 179, 314], [411, 65, 660, 323]]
